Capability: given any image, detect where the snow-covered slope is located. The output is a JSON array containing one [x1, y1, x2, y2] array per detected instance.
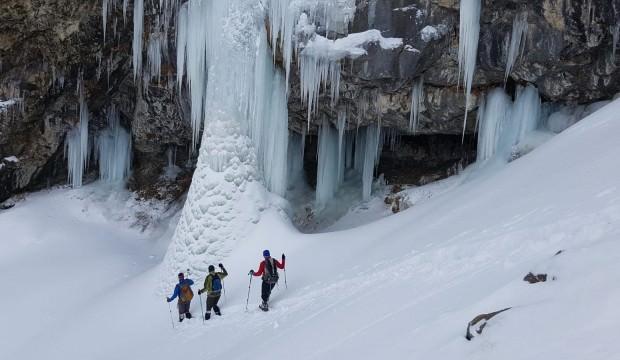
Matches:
[[3, 100, 620, 359]]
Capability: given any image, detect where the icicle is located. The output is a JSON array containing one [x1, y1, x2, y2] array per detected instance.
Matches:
[[457, 0, 481, 140], [612, 23, 619, 59], [147, 33, 163, 84], [123, 0, 128, 24], [301, 126, 306, 163], [504, 12, 528, 84], [477, 87, 513, 162], [362, 124, 380, 201], [368, 0, 377, 28], [316, 119, 339, 208], [132, 0, 144, 80], [409, 76, 424, 133], [102, 0, 109, 42], [337, 110, 346, 185], [176, 2, 188, 91], [96, 105, 132, 183]]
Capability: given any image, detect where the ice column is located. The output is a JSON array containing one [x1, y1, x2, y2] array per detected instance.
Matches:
[[409, 77, 424, 133], [362, 124, 380, 201], [477, 88, 513, 162], [512, 85, 541, 145], [316, 119, 339, 208], [65, 82, 90, 188]]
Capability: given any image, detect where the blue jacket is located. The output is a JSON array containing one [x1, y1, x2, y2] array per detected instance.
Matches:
[[168, 279, 194, 302]]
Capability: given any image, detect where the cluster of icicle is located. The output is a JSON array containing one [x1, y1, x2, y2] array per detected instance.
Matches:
[[314, 115, 382, 208], [476, 85, 542, 162], [65, 75, 131, 188], [96, 105, 132, 183]]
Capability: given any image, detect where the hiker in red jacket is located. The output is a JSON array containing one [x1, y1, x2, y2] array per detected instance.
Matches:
[[249, 250, 285, 311]]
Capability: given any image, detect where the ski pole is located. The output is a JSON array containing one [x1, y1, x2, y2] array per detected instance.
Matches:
[[167, 301, 175, 329], [245, 273, 253, 311], [284, 268, 288, 289], [199, 292, 205, 324]]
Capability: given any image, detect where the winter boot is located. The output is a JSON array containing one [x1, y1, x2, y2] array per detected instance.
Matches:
[[185, 312, 192, 319], [259, 301, 269, 312], [205, 312, 211, 320], [214, 305, 221, 316]]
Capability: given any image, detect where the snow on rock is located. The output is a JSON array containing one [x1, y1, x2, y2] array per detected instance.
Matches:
[[300, 30, 403, 60], [420, 25, 448, 42], [3, 156, 19, 163]]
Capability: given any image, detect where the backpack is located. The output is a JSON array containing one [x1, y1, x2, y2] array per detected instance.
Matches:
[[179, 282, 194, 303], [263, 259, 279, 285], [211, 274, 222, 293]]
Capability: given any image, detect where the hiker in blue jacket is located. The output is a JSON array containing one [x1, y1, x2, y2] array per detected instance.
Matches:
[[166, 272, 195, 322]]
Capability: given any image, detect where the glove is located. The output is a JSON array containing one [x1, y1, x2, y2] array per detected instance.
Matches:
[[218, 263, 224, 269], [166, 297, 171, 303], [248, 270, 254, 275], [282, 253, 286, 260]]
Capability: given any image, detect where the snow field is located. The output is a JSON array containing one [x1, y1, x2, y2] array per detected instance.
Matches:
[[3, 100, 620, 359]]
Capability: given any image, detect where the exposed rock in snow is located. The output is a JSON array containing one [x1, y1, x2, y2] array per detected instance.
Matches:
[[466, 307, 512, 341], [523, 272, 548, 284]]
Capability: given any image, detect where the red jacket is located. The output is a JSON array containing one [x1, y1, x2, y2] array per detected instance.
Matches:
[[252, 257, 285, 277]]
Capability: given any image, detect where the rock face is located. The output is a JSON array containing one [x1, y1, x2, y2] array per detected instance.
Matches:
[[0, 0, 192, 202], [1, 0, 619, 202], [287, 0, 620, 134]]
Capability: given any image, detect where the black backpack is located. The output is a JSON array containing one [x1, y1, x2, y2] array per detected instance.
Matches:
[[263, 259, 279, 285]]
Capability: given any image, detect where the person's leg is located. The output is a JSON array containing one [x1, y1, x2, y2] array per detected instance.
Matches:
[[205, 296, 215, 320], [183, 301, 192, 318], [261, 281, 271, 303], [213, 295, 221, 315], [177, 301, 185, 321]]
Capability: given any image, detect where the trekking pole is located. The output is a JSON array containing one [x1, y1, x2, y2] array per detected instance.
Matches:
[[245, 274, 253, 311], [222, 280, 226, 305], [167, 302, 175, 329], [284, 266, 288, 289], [199, 292, 205, 324]]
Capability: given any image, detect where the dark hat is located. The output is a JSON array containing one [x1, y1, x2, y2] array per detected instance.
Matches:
[[263, 249, 270, 257], [208, 265, 215, 272]]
